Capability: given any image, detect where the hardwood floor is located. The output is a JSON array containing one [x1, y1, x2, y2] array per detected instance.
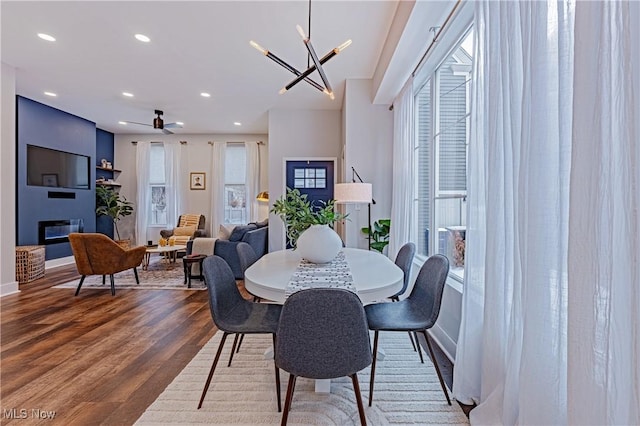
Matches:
[[1, 264, 472, 425], [1, 265, 216, 425]]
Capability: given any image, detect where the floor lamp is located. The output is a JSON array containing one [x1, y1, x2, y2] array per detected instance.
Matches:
[[334, 168, 374, 249]]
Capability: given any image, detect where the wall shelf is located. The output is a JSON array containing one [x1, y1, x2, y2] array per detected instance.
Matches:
[[96, 181, 121, 187], [96, 166, 121, 173]]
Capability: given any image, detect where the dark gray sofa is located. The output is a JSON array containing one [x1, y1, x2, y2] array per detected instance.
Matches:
[[187, 223, 268, 279]]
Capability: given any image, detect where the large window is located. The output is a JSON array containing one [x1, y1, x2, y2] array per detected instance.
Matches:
[[149, 143, 167, 226], [414, 29, 472, 281], [224, 143, 247, 224]]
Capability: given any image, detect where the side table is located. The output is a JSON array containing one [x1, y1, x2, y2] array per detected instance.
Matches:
[[183, 254, 207, 288]]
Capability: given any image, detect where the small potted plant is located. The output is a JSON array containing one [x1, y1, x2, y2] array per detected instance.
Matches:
[[361, 219, 391, 253], [271, 188, 348, 263], [96, 185, 134, 245]]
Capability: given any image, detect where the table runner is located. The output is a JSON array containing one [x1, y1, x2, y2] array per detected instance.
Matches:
[[285, 251, 357, 298]]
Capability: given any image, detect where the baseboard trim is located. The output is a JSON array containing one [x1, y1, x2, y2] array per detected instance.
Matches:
[[429, 323, 457, 363], [1, 280, 20, 297], [45, 256, 75, 270]]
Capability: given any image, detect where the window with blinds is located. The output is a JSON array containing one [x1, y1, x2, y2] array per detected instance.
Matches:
[[414, 28, 472, 282]]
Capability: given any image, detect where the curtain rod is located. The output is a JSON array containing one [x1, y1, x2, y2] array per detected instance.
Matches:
[[208, 141, 265, 145], [411, 0, 462, 77], [131, 141, 187, 145]]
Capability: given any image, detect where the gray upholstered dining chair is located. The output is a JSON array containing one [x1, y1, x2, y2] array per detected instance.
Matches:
[[389, 242, 419, 352], [229, 242, 262, 361], [198, 255, 283, 412], [364, 254, 451, 407], [275, 288, 372, 426]]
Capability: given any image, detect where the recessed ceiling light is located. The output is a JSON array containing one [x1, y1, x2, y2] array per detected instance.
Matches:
[[176, 121, 184, 126], [37, 33, 56, 42], [135, 34, 150, 43], [44, 91, 57, 97], [118, 121, 127, 125], [122, 92, 134, 97], [234, 122, 242, 126], [200, 92, 211, 98]]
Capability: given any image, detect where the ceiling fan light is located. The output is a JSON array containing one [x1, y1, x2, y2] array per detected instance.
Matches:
[[153, 116, 164, 129]]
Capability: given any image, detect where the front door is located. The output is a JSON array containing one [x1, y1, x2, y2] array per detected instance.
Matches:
[[285, 159, 335, 248]]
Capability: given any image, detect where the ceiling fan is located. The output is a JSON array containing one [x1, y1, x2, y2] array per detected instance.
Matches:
[[123, 109, 182, 134]]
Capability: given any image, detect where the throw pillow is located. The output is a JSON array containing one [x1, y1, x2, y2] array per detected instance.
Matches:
[[255, 218, 269, 228], [228, 224, 257, 242], [173, 226, 196, 237], [218, 224, 236, 240]]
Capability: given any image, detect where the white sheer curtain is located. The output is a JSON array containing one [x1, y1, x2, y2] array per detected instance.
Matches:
[[210, 141, 226, 236], [135, 141, 151, 247], [568, 1, 639, 424], [453, 2, 573, 424], [245, 141, 260, 222], [163, 141, 184, 229], [388, 77, 414, 261]]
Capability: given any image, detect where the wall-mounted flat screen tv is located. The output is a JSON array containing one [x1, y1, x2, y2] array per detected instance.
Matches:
[[27, 145, 90, 190]]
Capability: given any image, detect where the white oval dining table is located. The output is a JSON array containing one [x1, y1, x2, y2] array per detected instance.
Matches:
[[244, 247, 404, 305], [244, 247, 403, 393]]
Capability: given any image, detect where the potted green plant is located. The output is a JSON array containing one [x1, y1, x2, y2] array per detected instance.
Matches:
[[361, 219, 391, 253], [96, 185, 134, 242], [271, 188, 348, 261]]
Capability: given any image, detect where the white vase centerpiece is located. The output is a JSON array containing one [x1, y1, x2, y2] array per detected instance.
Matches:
[[296, 224, 343, 263], [271, 188, 348, 264]]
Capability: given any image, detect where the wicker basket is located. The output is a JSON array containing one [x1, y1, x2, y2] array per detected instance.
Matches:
[[15, 245, 45, 283]]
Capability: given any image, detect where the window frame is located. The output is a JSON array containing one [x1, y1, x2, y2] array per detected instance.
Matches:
[[412, 24, 474, 285]]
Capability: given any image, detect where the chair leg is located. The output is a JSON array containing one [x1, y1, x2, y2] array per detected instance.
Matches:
[[228, 334, 240, 367], [109, 274, 115, 296], [74, 276, 86, 296], [198, 332, 229, 409], [273, 334, 281, 412], [102, 275, 106, 285], [415, 332, 424, 363], [133, 267, 140, 284], [351, 373, 367, 426], [369, 330, 379, 406], [421, 330, 451, 405], [281, 374, 297, 425], [236, 334, 245, 353], [408, 331, 418, 351]]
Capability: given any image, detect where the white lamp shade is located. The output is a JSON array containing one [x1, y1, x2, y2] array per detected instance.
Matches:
[[334, 183, 372, 204]]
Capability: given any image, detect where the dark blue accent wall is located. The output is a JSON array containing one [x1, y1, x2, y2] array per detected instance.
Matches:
[[96, 128, 115, 238], [17, 96, 97, 260]]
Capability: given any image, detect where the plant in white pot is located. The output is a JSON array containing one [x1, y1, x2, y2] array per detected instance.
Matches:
[[271, 187, 348, 263]]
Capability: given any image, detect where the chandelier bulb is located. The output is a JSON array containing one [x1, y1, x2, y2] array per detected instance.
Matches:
[[296, 24, 307, 40], [250, 40, 268, 55], [279, 87, 288, 95], [336, 39, 352, 53]]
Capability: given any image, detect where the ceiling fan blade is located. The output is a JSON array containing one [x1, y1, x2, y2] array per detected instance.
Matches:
[[123, 120, 152, 127], [164, 122, 183, 129], [162, 128, 174, 135]]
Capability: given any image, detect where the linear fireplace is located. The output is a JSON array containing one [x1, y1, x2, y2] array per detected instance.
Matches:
[[38, 219, 84, 245]]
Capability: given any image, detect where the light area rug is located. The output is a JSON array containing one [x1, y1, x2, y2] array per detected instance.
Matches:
[[53, 256, 206, 291], [136, 331, 469, 425]]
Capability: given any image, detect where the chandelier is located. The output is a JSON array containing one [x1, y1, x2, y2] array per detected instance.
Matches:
[[249, 1, 351, 99]]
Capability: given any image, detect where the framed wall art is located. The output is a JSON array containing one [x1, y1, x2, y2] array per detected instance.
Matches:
[[190, 172, 206, 190]]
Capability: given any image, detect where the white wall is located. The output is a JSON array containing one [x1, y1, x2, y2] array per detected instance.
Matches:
[[114, 133, 268, 244], [0, 62, 18, 296], [267, 109, 342, 251], [343, 79, 394, 250]]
